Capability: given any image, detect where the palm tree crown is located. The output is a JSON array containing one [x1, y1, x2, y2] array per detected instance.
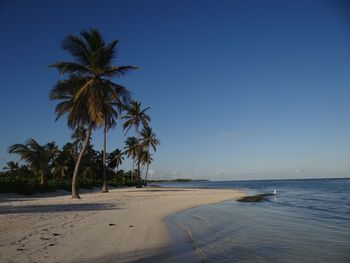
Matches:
[[122, 101, 150, 134], [50, 28, 133, 129], [8, 139, 56, 185], [140, 127, 160, 152], [124, 137, 138, 161], [108, 149, 124, 170]]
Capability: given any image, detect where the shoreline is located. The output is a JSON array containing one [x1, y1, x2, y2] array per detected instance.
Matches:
[[0, 187, 244, 263]]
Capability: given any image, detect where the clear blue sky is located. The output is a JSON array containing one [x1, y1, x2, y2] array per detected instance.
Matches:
[[1, 0, 349, 180]]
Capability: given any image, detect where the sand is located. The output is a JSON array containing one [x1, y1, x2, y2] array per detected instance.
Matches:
[[0, 187, 244, 263]]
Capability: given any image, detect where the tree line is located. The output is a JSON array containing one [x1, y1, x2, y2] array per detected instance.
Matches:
[[1, 29, 159, 198]]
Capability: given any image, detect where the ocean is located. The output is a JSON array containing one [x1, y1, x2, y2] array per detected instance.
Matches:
[[160, 178, 350, 262]]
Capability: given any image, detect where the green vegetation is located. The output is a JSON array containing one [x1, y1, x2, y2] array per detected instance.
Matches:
[[1, 28, 159, 197], [1, 137, 148, 195]]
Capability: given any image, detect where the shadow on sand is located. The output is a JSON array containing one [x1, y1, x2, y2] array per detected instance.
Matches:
[[0, 202, 120, 215]]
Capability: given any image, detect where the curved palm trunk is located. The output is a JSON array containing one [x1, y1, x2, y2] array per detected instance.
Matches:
[[72, 125, 92, 199], [102, 123, 108, 193]]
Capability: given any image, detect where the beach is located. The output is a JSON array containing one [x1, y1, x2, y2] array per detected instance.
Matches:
[[0, 187, 243, 263]]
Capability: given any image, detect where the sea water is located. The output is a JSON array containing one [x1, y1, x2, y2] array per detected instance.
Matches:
[[161, 178, 350, 262]]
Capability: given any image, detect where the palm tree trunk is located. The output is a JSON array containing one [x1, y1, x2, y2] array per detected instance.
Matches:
[[140, 164, 145, 180], [40, 171, 45, 186], [144, 163, 150, 186], [102, 123, 108, 193], [136, 126, 142, 188], [131, 160, 135, 182], [40, 170, 45, 192], [115, 167, 118, 184], [72, 125, 92, 199], [61, 168, 65, 181]]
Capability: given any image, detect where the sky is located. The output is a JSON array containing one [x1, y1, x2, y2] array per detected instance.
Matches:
[[0, 0, 349, 180]]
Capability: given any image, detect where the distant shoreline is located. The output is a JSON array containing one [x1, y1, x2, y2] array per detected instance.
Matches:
[[148, 179, 210, 183]]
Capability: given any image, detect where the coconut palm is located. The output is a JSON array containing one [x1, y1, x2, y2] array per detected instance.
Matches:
[[140, 127, 159, 183], [3, 161, 19, 173], [52, 143, 75, 181], [124, 137, 138, 181], [100, 87, 131, 193], [139, 150, 153, 182], [123, 101, 150, 186], [50, 28, 134, 198], [50, 74, 94, 198], [107, 149, 124, 183], [8, 139, 55, 187]]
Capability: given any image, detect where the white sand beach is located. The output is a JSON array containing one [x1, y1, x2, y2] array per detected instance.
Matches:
[[0, 187, 243, 263]]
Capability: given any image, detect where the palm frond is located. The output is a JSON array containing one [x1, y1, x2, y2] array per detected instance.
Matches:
[[61, 34, 91, 65], [103, 66, 138, 78], [49, 62, 91, 75]]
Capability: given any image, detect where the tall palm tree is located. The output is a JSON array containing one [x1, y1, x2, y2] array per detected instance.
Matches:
[[50, 74, 94, 198], [124, 136, 138, 181], [123, 101, 150, 186], [140, 127, 159, 183], [50, 28, 134, 198], [107, 149, 124, 183], [8, 139, 55, 187], [139, 150, 153, 181], [100, 87, 131, 193]]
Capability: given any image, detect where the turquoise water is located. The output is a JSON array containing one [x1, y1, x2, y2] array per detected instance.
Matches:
[[161, 178, 350, 262]]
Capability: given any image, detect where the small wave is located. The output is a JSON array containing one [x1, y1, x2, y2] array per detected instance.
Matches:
[[177, 222, 207, 262]]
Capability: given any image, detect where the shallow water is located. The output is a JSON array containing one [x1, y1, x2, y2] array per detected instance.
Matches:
[[163, 178, 350, 262]]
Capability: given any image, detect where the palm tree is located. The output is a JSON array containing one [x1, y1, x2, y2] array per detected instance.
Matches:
[[123, 101, 150, 187], [107, 149, 124, 183], [8, 139, 55, 187], [50, 28, 135, 198], [140, 127, 159, 183], [100, 87, 131, 193], [50, 74, 94, 198], [124, 136, 138, 181], [3, 161, 19, 173], [52, 143, 75, 181], [139, 150, 153, 182]]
